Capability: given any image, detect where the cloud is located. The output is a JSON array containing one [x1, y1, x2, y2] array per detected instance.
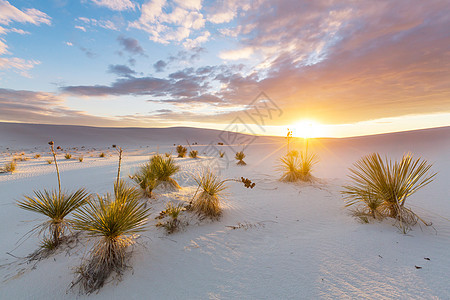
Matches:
[[90, 0, 136, 11], [0, 88, 119, 126], [0, 1, 51, 25], [0, 1, 50, 75], [183, 31, 210, 49], [78, 46, 96, 58], [76, 17, 120, 31], [107, 64, 137, 77], [75, 25, 86, 32], [0, 57, 40, 77], [117, 35, 145, 55], [65, 41, 73, 46], [206, 0, 252, 24], [153, 60, 167, 72], [219, 47, 254, 60], [129, 0, 206, 45]]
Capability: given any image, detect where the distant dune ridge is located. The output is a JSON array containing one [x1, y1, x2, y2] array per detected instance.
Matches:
[[1, 121, 449, 150], [0, 122, 260, 148]]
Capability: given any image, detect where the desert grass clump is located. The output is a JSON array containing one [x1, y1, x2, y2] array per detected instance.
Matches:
[[342, 153, 436, 232], [189, 150, 198, 158], [1, 160, 17, 173], [235, 151, 246, 165], [156, 202, 186, 234], [298, 151, 318, 181], [65, 153, 72, 159], [279, 155, 302, 182], [219, 151, 225, 158], [17, 141, 90, 249], [34, 154, 41, 159], [47, 159, 53, 164], [72, 180, 149, 294], [192, 170, 228, 219], [176, 145, 187, 158], [150, 154, 181, 190], [165, 152, 171, 158], [78, 157, 83, 162], [99, 152, 106, 158], [279, 150, 318, 182], [130, 162, 158, 198]]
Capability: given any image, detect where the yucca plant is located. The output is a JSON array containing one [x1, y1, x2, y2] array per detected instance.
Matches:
[[18, 188, 90, 247], [235, 151, 246, 165], [176, 145, 187, 158], [189, 150, 198, 158], [192, 170, 229, 219], [279, 155, 302, 182], [130, 162, 158, 198], [298, 150, 318, 181], [17, 141, 90, 248], [72, 180, 149, 294], [150, 154, 180, 190], [343, 153, 436, 228], [279, 150, 318, 182]]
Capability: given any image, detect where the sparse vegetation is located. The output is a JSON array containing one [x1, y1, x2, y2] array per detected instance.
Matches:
[[219, 151, 225, 158], [279, 150, 318, 182], [165, 152, 171, 157], [189, 150, 198, 158], [34, 154, 41, 159], [17, 141, 90, 248], [65, 153, 72, 159], [192, 170, 228, 219], [191, 171, 255, 219], [342, 152, 436, 233], [1, 160, 17, 173], [72, 181, 149, 294], [156, 202, 185, 234], [99, 152, 106, 158], [78, 157, 83, 162], [176, 145, 187, 158], [47, 160, 53, 164], [150, 154, 180, 190], [235, 151, 246, 165], [130, 162, 158, 198]]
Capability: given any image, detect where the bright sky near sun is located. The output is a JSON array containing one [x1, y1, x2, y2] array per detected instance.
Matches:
[[0, 0, 449, 137]]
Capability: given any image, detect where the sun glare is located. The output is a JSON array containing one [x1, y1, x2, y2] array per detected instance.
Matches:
[[292, 120, 325, 138]]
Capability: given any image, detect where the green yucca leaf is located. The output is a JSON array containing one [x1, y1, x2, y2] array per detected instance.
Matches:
[[17, 188, 90, 244], [343, 153, 436, 215], [73, 184, 149, 239], [18, 188, 90, 221]]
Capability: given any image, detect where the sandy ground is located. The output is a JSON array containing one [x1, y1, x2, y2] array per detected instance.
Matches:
[[0, 124, 449, 299]]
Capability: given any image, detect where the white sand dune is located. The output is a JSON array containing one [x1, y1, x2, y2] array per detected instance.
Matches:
[[0, 123, 449, 299]]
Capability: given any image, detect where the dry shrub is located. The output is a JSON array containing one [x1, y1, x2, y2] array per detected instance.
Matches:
[[235, 151, 246, 165], [176, 145, 187, 157]]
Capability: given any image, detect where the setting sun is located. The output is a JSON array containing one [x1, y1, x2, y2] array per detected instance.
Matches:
[[292, 120, 325, 138]]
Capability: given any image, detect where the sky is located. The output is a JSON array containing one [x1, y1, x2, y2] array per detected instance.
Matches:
[[0, 0, 449, 138]]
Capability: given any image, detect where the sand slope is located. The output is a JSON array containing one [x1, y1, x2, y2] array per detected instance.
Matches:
[[0, 124, 449, 299]]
